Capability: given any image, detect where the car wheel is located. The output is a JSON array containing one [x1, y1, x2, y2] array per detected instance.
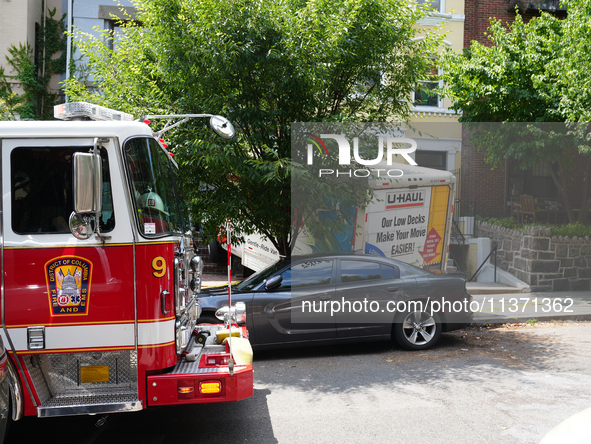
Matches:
[[393, 309, 441, 351], [197, 313, 222, 325]]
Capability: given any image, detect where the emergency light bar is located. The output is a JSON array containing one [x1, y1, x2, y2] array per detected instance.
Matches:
[[54, 102, 134, 122]]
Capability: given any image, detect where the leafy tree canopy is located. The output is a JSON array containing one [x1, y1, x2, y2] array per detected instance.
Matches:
[[439, 9, 591, 223], [65, 0, 442, 255]]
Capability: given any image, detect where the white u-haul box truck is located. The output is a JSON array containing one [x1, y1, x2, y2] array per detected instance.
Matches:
[[293, 164, 455, 272], [355, 164, 455, 272], [225, 164, 455, 274]]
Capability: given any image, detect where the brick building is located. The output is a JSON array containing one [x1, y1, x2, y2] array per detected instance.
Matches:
[[458, 0, 588, 220]]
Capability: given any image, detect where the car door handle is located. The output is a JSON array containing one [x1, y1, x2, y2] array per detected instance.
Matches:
[[319, 294, 332, 300], [388, 287, 399, 292]]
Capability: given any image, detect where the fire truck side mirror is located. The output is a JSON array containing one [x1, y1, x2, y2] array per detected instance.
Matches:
[[210, 116, 235, 140], [73, 152, 102, 214], [68, 213, 93, 240], [70, 152, 103, 240]]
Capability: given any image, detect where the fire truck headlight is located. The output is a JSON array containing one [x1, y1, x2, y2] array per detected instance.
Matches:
[[190, 256, 203, 275], [215, 302, 246, 325], [190, 277, 201, 294], [215, 307, 227, 322]]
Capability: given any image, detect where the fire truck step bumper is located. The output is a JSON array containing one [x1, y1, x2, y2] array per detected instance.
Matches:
[[37, 394, 142, 418], [147, 360, 253, 407]]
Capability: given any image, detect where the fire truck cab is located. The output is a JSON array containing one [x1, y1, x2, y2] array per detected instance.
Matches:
[[0, 103, 253, 426]]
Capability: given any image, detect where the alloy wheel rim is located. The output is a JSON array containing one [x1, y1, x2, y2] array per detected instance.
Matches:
[[402, 311, 436, 345]]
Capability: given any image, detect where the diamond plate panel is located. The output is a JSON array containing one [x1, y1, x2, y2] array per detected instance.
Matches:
[[25, 350, 138, 406], [24, 355, 52, 404], [43, 393, 139, 407], [171, 359, 247, 374]]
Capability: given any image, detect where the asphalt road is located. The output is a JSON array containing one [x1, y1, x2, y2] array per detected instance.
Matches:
[[8, 322, 591, 444]]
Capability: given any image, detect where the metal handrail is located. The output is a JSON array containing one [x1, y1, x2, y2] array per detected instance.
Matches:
[[469, 246, 498, 282], [448, 248, 460, 273], [452, 219, 465, 245]]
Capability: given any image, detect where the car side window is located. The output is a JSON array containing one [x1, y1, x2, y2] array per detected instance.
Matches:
[[398, 264, 430, 278], [278, 268, 291, 289], [340, 260, 381, 282], [381, 265, 400, 279], [291, 260, 333, 287]]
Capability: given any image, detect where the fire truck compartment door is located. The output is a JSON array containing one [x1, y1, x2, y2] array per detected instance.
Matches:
[[2, 137, 137, 353]]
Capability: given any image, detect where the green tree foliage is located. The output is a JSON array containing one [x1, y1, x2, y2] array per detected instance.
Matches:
[[0, 8, 67, 120], [440, 14, 564, 122], [556, 0, 591, 123], [65, 0, 441, 255], [439, 11, 591, 223], [0, 67, 20, 120]]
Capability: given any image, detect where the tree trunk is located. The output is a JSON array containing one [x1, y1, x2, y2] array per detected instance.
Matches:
[[547, 160, 574, 224], [287, 211, 303, 258], [576, 156, 590, 224]]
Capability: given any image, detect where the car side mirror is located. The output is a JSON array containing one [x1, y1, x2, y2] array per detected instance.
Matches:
[[265, 275, 283, 291]]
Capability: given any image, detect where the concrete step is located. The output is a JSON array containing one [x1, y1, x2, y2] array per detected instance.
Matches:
[[466, 282, 528, 295], [195, 246, 209, 255]]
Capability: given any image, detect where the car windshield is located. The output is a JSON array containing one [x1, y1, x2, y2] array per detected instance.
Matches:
[[235, 259, 288, 291], [124, 137, 187, 236]]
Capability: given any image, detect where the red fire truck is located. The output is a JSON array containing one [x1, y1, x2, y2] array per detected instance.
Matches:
[[0, 102, 253, 430]]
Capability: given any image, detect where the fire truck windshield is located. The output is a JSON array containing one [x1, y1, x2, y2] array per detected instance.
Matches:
[[124, 137, 187, 236]]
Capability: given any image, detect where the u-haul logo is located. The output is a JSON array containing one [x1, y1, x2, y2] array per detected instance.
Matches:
[[386, 190, 425, 209], [45, 256, 93, 316]]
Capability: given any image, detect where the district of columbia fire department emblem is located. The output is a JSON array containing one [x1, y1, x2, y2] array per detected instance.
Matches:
[[45, 256, 93, 316]]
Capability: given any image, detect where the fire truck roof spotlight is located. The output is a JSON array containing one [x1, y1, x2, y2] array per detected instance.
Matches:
[[54, 102, 134, 122]]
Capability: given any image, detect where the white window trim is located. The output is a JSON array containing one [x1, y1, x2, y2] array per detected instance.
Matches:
[[412, 66, 443, 109], [411, 137, 461, 174], [415, 0, 446, 13]]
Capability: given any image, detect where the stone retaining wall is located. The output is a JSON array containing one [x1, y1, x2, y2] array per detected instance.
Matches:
[[476, 221, 591, 292]]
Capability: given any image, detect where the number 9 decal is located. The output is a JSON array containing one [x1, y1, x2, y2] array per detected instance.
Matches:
[[152, 256, 166, 278]]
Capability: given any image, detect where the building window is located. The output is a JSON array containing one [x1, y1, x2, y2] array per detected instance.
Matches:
[[414, 62, 440, 107], [104, 20, 126, 52], [508, 160, 557, 198], [99, 5, 139, 51], [34, 23, 41, 79], [417, 0, 442, 12], [415, 150, 447, 170]]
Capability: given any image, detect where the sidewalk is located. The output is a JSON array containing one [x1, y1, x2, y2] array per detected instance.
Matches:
[[201, 273, 237, 288], [471, 291, 591, 324], [466, 282, 528, 295]]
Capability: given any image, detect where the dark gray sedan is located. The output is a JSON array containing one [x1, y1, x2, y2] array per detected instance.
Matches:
[[198, 254, 473, 351]]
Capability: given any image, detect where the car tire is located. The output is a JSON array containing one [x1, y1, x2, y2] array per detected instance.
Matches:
[[393, 309, 441, 351], [197, 313, 222, 325]]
